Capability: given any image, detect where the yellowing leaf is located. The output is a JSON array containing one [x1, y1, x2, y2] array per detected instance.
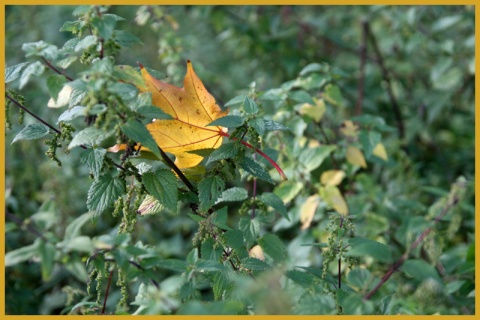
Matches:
[[249, 245, 265, 261], [299, 98, 326, 122], [138, 60, 228, 169], [320, 170, 345, 186], [340, 120, 359, 138], [346, 145, 367, 168], [373, 142, 388, 161], [47, 85, 72, 108], [300, 195, 320, 230], [320, 185, 348, 215]]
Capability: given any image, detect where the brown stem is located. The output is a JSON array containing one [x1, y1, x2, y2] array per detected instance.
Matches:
[[355, 20, 368, 116], [101, 270, 114, 314], [363, 195, 460, 300], [41, 57, 73, 81], [6, 211, 46, 240], [6, 94, 126, 171], [365, 22, 405, 139], [157, 146, 196, 193]]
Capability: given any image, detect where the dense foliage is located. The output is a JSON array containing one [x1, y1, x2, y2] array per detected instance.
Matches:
[[5, 5, 474, 315]]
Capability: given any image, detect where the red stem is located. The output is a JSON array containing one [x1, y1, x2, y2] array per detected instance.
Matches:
[[219, 131, 287, 181]]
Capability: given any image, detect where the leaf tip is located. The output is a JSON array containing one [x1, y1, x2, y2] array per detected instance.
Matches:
[[137, 61, 144, 69]]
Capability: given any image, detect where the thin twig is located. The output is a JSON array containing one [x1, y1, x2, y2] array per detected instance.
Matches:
[[363, 196, 460, 300], [6, 211, 46, 240], [41, 57, 73, 81], [365, 21, 405, 139], [355, 20, 368, 116], [6, 94, 126, 171], [251, 153, 257, 219], [6, 94, 62, 135]]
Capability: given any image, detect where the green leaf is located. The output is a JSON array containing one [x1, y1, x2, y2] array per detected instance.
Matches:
[[239, 217, 260, 246], [239, 156, 274, 184], [346, 238, 392, 263], [72, 5, 91, 16], [91, 14, 117, 40], [323, 84, 343, 106], [241, 257, 271, 271], [258, 234, 287, 263], [75, 35, 97, 52], [114, 65, 145, 89], [47, 75, 67, 103], [402, 259, 442, 282], [39, 240, 56, 281], [274, 181, 303, 203], [113, 30, 142, 47], [294, 293, 337, 314], [347, 268, 373, 289], [12, 124, 50, 144], [186, 148, 216, 157], [263, 120, 290, 131], [289, 90, 314, 104], [5, 240, 40, 266], [201, 238, 223, 261], [359, 130, 382, 157], [195, 259, 227, 272], [80, 148, 106, 179], [286, 269, 316, 287], [156, 259, 187, 272], [248, 118, 265, 135], [217, 187, 248, 204], [5, 62, 29, 83], [108, 82, 138, 101], [22, 40, 58, 60], [136, 105, 173, 122], [261, 192, 289, 221], [121, 119, 161, 159], [19, 61, 45, 89], [299, 145, 336, 172], [86, 174, 125, 213], [57, 106, 85, 123], [198, 176, 225, 211], [432, 15, 462, 32], [59, 20, 81, 33], [207, 115, 244, 128], [69, 127, 112, 149], [63, 211, 94, 241], [299, 62, 323, 76], [212, 206, 232, 230], [224, 229, 244, 250], [224, 95, 247, 107], [207, 142, 238, 164], [142, 169, 178, 213], [244, 97, 259, 114]]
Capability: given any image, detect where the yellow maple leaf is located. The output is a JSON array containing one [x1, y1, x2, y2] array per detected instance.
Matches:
[[139, 60, 228, 169], [111, 60, 287, 180]]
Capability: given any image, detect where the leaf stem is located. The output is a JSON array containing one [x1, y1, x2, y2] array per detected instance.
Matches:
[[219, 131, 288, 181]]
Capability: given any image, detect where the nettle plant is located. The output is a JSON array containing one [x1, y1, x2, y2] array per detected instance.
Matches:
[[5, 6, 468, 315]]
